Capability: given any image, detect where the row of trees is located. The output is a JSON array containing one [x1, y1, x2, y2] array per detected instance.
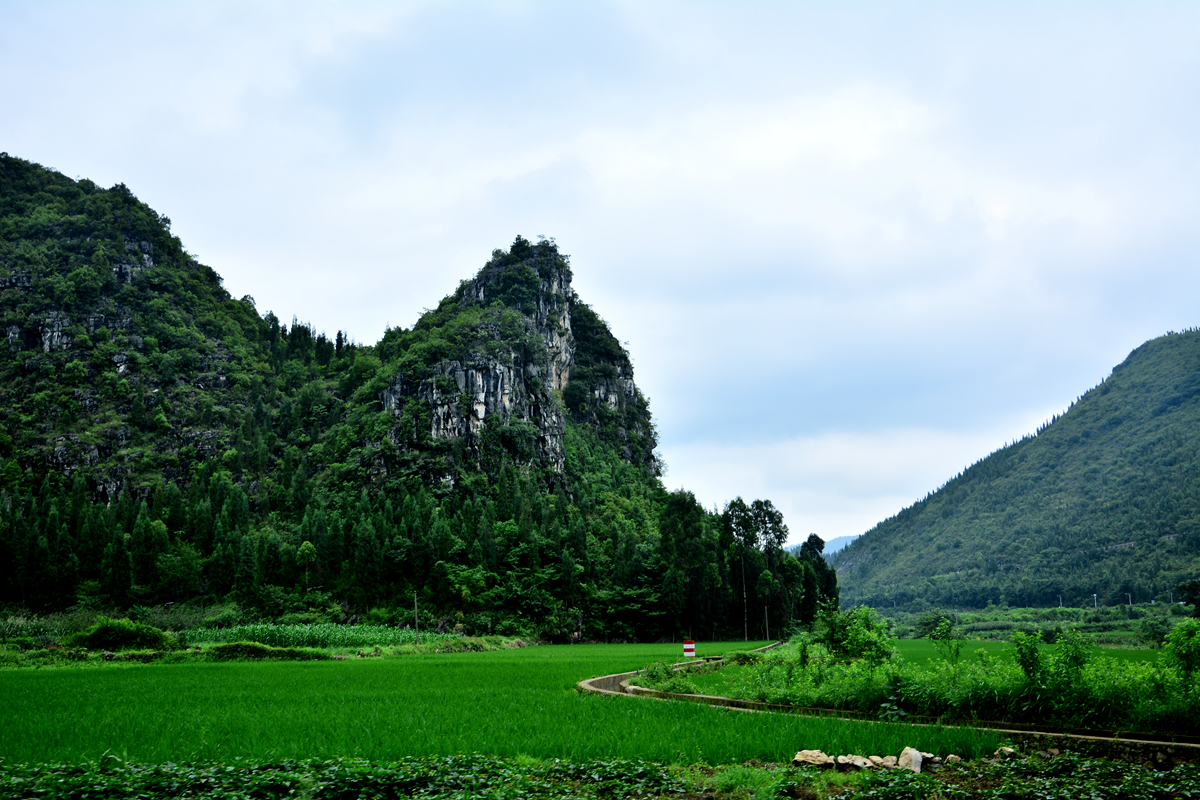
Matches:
[[0, 455, 837, 641]]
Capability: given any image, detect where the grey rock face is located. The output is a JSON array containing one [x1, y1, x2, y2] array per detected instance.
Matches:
[[379, 244, 659, 479], [47, 435, 100, 475], [40, 311, 72, 352], [382, 353, 568, 474], [0, 270, 33, 289], [380, 254, 645, 477], [460, 262, 575, 393], [113, 240, 155, 283]]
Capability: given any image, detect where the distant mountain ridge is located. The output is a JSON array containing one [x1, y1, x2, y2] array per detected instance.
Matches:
[[832, 329, 1200, 609], [787, 534, 858, 560], [821, 535, 859, 556]]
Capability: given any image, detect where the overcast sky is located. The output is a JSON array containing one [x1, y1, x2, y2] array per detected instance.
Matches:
[[3, 2, 1198, 545]]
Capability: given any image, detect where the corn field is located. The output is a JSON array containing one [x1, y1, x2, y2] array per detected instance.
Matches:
[[187, 623, 461, 649]]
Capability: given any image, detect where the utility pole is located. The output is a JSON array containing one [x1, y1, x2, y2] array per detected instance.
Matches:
[[1093, 593, 1098, 609], [1058, 595, 1062, 608], [1127, 593, 1132, 608], [414, 593, 419, 646]]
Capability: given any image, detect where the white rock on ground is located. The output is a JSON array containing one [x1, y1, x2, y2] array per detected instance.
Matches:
[[793, 750, 835, 769], [898, 747, 923, 773]]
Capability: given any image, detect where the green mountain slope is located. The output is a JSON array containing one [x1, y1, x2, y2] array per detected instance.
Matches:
[[832, 329, 1200, 609], [0, 154, 836, 637]]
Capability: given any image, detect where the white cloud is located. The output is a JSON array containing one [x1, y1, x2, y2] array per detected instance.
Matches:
[[1, 1, 1197, 542]]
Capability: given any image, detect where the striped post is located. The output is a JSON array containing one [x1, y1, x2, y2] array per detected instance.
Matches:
[[683, 640, 695, 658]]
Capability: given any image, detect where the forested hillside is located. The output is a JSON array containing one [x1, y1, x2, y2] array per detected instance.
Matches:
[[833, 329, 1200, 610], [0, 154, 837, 640]]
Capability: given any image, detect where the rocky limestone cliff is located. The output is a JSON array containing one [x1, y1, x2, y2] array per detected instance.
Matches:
[[460, 254, 574, 392], [379, 237, 656, 479]]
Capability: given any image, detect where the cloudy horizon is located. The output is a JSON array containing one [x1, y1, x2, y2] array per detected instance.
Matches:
[[3, 1, 1197, 545]]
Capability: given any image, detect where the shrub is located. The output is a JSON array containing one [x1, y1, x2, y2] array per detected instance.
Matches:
[[636, 661, 698, 694], [64, 616, 178, 651], [930, 618, 964, 667], [208, 641, 330, 661], [1164, 617, 1200, 684], [726, 650, 764, 666], [913, 611, 954, 638], [1140, 616, 1173, 647], [1009, 630, 1044, 685], [1049, 627, 1091, 682], [816, 604, 895, 665]]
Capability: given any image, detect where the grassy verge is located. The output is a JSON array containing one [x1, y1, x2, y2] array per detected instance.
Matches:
[[0, 642, 1000, 764]]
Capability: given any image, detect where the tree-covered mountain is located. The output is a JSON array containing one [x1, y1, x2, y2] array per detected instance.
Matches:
[[0, 153, 837, 638], [832, 329, 1200, 610]]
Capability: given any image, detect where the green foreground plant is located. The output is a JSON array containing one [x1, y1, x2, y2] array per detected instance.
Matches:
[[5, 750, 1200, 799]]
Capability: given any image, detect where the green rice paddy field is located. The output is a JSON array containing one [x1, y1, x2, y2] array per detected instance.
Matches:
[[0, 641, 1002, 765]]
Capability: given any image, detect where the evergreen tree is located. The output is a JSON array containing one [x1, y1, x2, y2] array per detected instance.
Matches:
[[234, 535, 258, 606], [102, 530, 132, 606]]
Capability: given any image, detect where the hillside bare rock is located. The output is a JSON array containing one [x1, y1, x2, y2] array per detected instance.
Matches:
[[379, 239, 654, 479]]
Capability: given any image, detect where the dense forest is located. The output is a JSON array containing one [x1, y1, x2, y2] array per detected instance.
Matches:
[[0, 153, 837, 640], [833, 328, 1200, 611]]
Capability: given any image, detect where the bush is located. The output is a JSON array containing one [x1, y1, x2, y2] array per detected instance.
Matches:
[[1164, 618, 1200, 684], [930, 618, 964, 667], [636, 661, 699, 694], [913, 611, 954, 639], [208, 641, 330, 661], [726, 650, 764, 666], [1009, 630, 1044, 685], [1141, 616, 1174, 648], [816, 604, 895, 665], [64, 616, 178, 651]]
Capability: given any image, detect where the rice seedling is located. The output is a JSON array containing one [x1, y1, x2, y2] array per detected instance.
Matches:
[[0, 642, 1000, 765]]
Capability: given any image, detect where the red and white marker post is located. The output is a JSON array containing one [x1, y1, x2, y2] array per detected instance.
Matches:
[[683, 640, 695, 658]]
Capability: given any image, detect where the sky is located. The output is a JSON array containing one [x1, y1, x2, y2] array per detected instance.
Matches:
[[2, 1, 1198, 546]]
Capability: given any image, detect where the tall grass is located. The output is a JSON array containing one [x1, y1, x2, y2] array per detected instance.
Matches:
[[0, 642, 1000, 765], [893, 639, 1161, 665], [187, 623, 461, 649], [677, 639, 1188, 734]]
